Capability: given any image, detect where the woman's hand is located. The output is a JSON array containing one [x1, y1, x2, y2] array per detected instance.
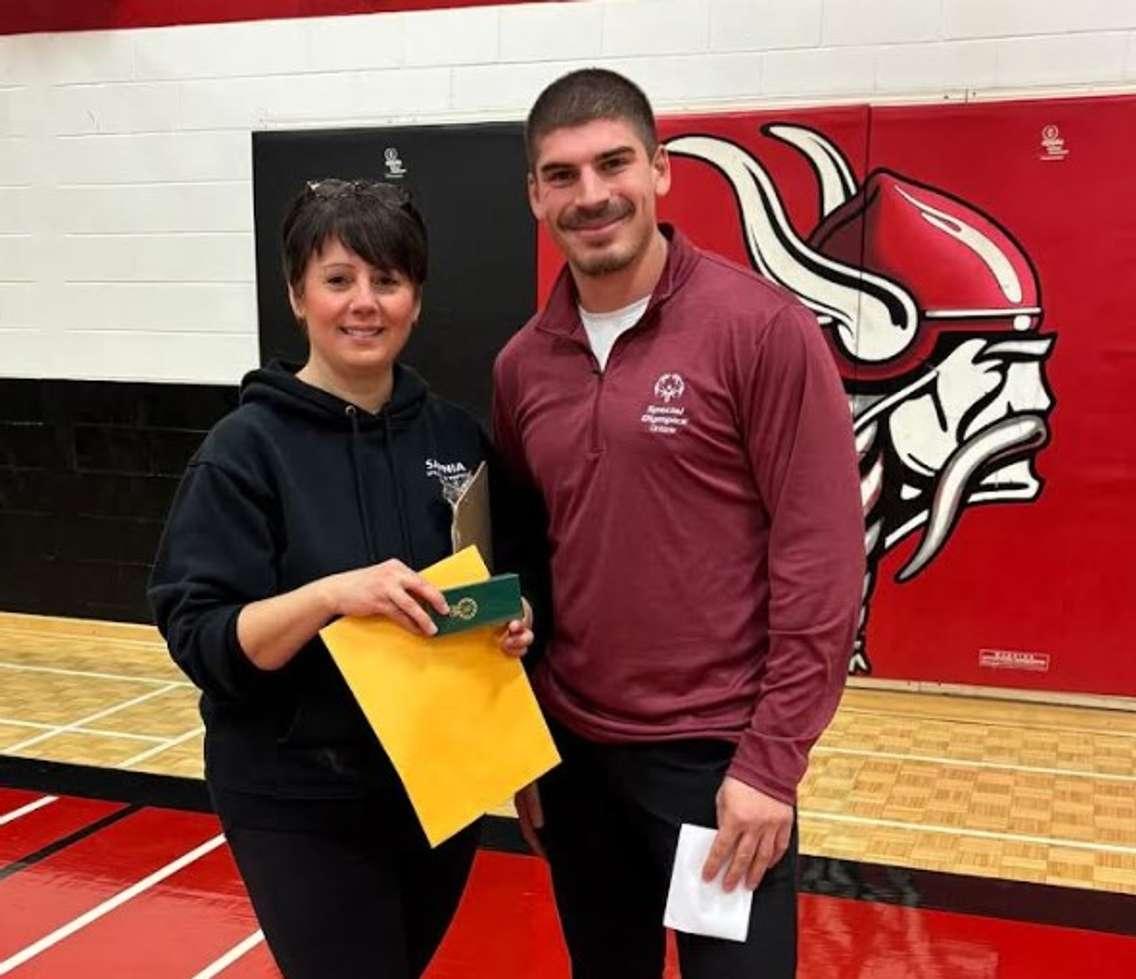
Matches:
[[322, 559, 449, 636], [497, 597, 534, 657], [237, 559, 447, 672]]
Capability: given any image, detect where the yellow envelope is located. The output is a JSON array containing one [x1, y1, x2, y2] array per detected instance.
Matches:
[[320, 546, 560, 847]]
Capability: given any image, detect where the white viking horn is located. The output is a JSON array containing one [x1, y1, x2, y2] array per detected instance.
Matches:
[[665, 135, 920, 363], [764, 124, 857, 216]]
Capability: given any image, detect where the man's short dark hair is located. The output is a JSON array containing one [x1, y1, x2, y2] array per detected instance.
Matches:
[[281, 178, 428, 295], [525, 69, 658, 168]]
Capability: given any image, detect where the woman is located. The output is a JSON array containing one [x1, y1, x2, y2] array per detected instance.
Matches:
[[149, 179, 532, 978]]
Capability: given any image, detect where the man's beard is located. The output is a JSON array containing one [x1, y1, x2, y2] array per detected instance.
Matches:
[[573, 246, 636, 277]]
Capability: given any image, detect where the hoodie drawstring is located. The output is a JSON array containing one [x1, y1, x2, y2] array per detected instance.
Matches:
[[345, 405, 379, 564], [382, 414, 417, 568]]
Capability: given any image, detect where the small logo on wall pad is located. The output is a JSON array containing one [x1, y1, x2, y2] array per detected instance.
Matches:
[[384, 147, 407, 179], [1039, 125, 1069, 162], [979, 648, 1051, 672]]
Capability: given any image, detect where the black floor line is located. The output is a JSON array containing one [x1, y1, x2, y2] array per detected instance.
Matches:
[[4, 754, 1135, 937], [0, 803, 141, 883]]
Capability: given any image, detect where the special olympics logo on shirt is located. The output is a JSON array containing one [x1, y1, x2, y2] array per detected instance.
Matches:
[[654, 373, 685, 403]]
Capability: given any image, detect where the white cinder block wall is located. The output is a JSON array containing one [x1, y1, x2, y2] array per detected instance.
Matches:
[[2, 0, 1134, 385]]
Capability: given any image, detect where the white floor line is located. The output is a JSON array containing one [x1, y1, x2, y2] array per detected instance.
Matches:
[[0, 717, 167, 743], [838, 705, 1136, 739], [121, 726, 205, 769], [190, 930, 265, 979], [0, 660, 192, 688], [0, 834, 227, 976], [0, 717, 56, 731], [799, 809, 1136, 856], [72, 727, 168, 743], [812, 745, 1136, 782], [0, 626, 164, 649], [0, 795, 58, 826], [5, 683, 182, 753]]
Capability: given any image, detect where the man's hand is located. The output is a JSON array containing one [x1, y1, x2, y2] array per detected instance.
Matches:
[[497, 598, 534, 658], [701, 776, 792, 892], [514, 781, 546, 858]]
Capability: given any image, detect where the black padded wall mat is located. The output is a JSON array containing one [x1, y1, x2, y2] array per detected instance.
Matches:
[[0, 378, 236, 622]]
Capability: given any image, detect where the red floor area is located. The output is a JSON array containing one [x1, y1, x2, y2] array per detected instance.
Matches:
[[0, 807, 223, 960], [0, 791, 122, 868], [796, 895, 1136, 979], [1, 794, 1135, 977], [16, 844, 259, 977]]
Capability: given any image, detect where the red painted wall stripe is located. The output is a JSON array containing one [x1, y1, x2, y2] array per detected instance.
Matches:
[[0, 1, 538, 37]]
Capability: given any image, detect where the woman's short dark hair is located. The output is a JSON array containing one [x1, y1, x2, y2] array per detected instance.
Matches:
[[281, 179, 428, 295], [525, 69, 658, 168]]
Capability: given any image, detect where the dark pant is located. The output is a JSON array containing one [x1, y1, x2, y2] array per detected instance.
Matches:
[[215, 790, 479, 979], [538, 724, 798, 979]]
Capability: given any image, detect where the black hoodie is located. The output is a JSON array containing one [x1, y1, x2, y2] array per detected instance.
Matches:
[[148, 361, 487, 798]]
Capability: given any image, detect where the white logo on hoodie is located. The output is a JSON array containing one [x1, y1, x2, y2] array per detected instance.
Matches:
[[426, 458, 471, 501]]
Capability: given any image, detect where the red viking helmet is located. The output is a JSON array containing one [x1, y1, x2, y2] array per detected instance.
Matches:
[[809, 170, 1043, 381]]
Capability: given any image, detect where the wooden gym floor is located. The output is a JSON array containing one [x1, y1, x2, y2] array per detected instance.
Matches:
[[1, 609, 1134, 898]]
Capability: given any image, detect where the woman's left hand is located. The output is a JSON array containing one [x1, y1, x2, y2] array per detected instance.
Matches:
[[497, 598, 534, 658]]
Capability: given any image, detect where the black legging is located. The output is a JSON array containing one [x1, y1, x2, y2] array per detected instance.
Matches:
[[215, 790, 479, 979]]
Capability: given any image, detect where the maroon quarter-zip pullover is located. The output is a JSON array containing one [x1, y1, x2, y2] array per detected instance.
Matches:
[[492, 227, 865, 805]]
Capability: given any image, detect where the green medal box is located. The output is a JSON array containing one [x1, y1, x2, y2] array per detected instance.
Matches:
[[429, 573, 523, 637]]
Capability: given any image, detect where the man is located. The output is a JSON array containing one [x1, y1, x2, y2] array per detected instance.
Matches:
[[492, 69, 864, 978]]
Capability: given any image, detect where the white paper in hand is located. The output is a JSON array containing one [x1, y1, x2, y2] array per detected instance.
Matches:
[[663, 824, 753, 943]]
